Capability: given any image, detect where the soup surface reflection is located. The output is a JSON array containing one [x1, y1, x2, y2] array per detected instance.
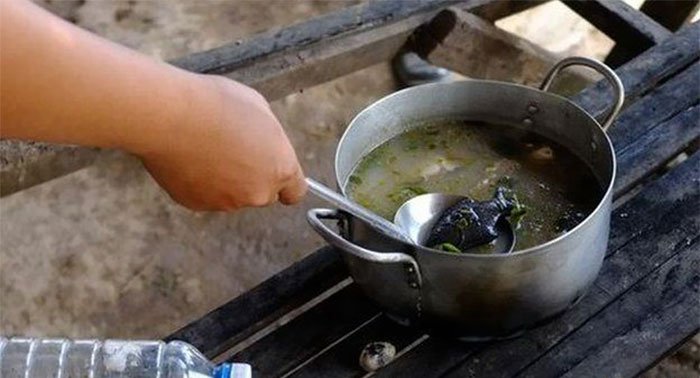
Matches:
[[345, 120, 602, 251]]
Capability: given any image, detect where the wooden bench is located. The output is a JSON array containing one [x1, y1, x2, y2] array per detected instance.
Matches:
[[3, 0, 696, 376]]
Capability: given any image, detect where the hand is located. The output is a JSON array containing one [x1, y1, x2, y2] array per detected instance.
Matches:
[[138, 75, 307, 211], [0, 0, 306, 211]]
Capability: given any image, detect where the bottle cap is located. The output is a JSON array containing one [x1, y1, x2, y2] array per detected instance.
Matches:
[[215, 363, 252, 378]]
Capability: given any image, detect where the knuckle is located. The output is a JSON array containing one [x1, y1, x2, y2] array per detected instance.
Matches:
[[278, 161, 300, 181], [279, 167, 296, 183], [245, 191, 273, 207]]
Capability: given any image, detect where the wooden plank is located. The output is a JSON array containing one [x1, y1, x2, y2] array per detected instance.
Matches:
[[565, 0, 674, 68], [413, 8, 594, 88], [414, 10, 699, 115], [287, 315, 425, 378], [233, 1, 556, 97], [466, 0, 550, 22], [0, 143, 99, 197], [520, 242, 699, 378], [561, 291, 699, 378], [640, 0, 700, 31], [172, 0, 463, 76], [562, 0, 671, 45], [605, 0, 700, 65], [231, 285, 380, 377], [608, 62, 700, 152], [374, 336, 483, 378], [573, 22, 699, 121], [165, 247, 347, 359], [606, 152, 700, 253], [615, 105, 700, 194]]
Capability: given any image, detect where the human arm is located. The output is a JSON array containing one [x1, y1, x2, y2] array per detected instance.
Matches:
[[0, 0, 306, 210]]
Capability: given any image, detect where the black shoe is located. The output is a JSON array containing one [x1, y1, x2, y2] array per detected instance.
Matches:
[[392, 52, 460, 87]]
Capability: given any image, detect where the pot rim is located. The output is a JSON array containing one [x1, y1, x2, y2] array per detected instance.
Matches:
[[334, 79, 617, 259]]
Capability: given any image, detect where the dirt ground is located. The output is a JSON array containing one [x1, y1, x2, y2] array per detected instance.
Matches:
[[0, 0, 697, 376]]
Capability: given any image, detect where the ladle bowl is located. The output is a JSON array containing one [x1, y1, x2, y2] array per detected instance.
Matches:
[[394, 193, 516, 254]]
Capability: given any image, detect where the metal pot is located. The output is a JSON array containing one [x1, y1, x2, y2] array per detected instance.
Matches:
[[307, 57, 624, 339]]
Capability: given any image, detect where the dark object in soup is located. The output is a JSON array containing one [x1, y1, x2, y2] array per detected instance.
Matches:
[[427, 187, 520, 253], [345, 120, 602, 252]]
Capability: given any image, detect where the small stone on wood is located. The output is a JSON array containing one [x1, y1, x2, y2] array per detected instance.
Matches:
[[359, 341, 396, 372]]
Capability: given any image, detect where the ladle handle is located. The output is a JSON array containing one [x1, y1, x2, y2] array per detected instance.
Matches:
[[306, 178, 411, 244], [307, 208, 421, 287], [540, 56, 624, 131]]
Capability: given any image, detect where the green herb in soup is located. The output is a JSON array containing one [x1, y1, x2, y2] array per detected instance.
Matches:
[[345, 120, 602, 251]]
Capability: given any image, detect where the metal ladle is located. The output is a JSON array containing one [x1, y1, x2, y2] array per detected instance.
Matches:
[[306, 178, 516, 254], [306, 178, 412, 244]]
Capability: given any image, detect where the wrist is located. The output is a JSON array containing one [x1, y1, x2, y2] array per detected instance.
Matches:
[[119, 68, 216, 158]]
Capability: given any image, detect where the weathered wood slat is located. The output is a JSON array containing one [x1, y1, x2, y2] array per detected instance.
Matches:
[[413, 8, 594, 88], [173, 0, 461, 75], [608, 62, 700, 152], [605, 0, 700, 65], [573, 21, 699, 119], [639, 0, 700, 31], [565, 306, 699, 377], [287, 315, 425, 378], [231, 285, 379, 377], [465, 0, 550, 22], [520, 241, 699, 378], [165, 247, 347, 359], [606, 151, 700, 252], [377, 336, 482, 378], [415, 11, 699, 121], [615, 104, 700, 194], [0, 144, 99, 197], [188, 0, 551, 91], [560, 275, 699, 378], [562, 0, 671, 45]]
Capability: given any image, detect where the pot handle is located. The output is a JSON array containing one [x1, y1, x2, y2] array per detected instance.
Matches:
[[307, 208, 422, 288], [540, 56, 624, 131]]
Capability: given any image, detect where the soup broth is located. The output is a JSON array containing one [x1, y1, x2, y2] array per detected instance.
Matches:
[[345, 120, 602, 251]]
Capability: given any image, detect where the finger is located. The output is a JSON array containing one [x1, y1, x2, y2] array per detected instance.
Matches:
[[278, 166, 307, 205]]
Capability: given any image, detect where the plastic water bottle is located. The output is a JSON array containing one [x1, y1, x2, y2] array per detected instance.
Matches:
[[0, 337, 251, 378]]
